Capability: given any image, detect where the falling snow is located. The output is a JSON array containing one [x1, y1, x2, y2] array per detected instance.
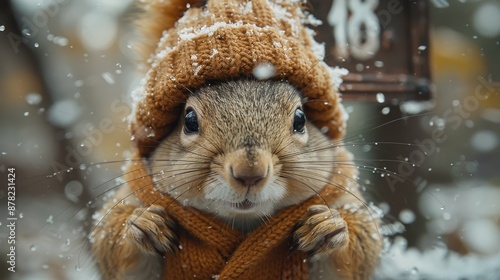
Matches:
[[376, 93, 385, 103], [473, 2, 500, 37], [252, 62, 276, 80], [471, 130, 498, 152], [101, 72, 115, 85], [400, 100, 435, 114], [399, 209, 416, 224], [25, 92, 42, 105], [47, 99, 82, 127], [381, 107, 390, 115]]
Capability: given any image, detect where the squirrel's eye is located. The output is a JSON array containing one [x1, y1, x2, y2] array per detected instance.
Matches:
[[184, 108, 199, 134], [293, 108, 306, 134]]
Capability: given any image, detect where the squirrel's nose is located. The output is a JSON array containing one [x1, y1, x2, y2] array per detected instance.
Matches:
[[232, 174, 264, 187], [230, 163, 268, 187]]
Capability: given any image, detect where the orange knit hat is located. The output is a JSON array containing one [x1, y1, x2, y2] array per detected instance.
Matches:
[[131, 0, 348, 157]]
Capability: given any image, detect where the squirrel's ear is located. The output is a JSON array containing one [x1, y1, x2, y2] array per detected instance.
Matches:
[[133, 0, 203, 67]]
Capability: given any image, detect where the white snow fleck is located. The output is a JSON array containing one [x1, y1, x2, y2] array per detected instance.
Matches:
[[22, 28, 32, 37], [400, 100, 435, 114], [240, 1, 252, 14], [252, 62, 276, 80], [418, 45, 427, 51], [193, 65, 202, 76], [381, 107, 390, 115], [306, 29, 325, 60], [473, 2, 500, 37], [74, 80, 84, 87], [471, 130, 498, 152], [24, 112, 29, 117], [399, 209, 416, 224], [49, 35, 69, 47], [380, 221, 405, 235], [210, 48, 219, 58], [376, 93, 385, 103], [156, 46, 173, 60], [129, 74, 151, 122], [327, 66, 349, 90], [46, 215, 54, 224], [374, 60, 384, 68], [47, 99, 82, 128], [267, 1, 293, 22], [0, 25, 5, 32], [338, 103, 349, 124], [25, 92, 42, 105], [145, 127, 156, 138], [178, 21, 245, 41], [91, 211, 104, 222], [101, 72, 115, 85], [302, 13, 322, 27], [430, 117, 446, 130], [65, 180, 83, 203]]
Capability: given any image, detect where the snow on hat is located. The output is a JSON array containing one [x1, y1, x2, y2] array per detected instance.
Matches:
[[131, 0, 348, 157]]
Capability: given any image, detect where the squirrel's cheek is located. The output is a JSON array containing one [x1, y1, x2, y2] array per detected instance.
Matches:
[[179, 129, 199, 147], [292, 126, 309, 145]]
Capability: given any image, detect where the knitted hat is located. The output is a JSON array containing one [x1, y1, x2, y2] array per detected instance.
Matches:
[[131, 0, 348, 157]]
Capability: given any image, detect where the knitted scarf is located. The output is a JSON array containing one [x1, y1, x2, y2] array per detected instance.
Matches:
[[125, 154, 343, 280]]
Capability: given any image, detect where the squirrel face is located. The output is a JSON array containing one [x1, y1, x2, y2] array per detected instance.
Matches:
[[150, 79, 337, 223]]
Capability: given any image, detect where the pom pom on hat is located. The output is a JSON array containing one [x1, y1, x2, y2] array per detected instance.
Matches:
[[131, 0, 348, 157]]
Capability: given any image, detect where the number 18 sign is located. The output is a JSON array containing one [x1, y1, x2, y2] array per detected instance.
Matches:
[[311, 0, 431, 103]]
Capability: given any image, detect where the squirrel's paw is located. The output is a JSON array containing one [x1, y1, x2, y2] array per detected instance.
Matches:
[[126, 205, 177, 255], [293, 205, 348, 260]]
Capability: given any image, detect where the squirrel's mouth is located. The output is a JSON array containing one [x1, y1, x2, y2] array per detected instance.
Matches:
[[234, 199, 254, 210]]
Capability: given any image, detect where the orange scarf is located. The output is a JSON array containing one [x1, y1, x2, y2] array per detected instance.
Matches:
[[125, 156, 342, 279]]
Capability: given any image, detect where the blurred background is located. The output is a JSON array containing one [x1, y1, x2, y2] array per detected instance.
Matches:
[[0, 0, 499, 279]]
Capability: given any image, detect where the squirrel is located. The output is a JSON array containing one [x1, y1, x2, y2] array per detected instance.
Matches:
[[90, 1, 382, 279]]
